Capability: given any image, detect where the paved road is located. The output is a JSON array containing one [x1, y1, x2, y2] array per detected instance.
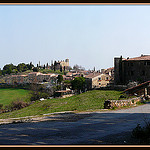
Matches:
[[1, 103, 150, 145]]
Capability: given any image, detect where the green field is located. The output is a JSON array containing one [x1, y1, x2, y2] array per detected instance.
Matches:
[[0, 90, 125, 119], [0, 88, 30, 106]]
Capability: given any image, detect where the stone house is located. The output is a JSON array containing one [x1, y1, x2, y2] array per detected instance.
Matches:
[[37, 73, 56, 83], [85, 72, 111, 90], [114, 54, 150, 85], [28, 72, 42, 83]]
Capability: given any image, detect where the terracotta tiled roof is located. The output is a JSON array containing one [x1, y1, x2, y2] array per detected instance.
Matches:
[[85, 73, 101, 78], [106, 67, 114, 70], [124, 55, 150, 61]]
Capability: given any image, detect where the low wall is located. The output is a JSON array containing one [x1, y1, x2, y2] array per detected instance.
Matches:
[[61, 94, 74, 98], [104, 97, 142, 109]]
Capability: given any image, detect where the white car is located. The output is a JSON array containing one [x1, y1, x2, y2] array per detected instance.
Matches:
[[40, 98, 45, 101]]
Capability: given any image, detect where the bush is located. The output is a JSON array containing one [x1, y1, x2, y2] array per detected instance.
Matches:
[[132, 122, 150, 143], [132, 124, 145, 139], [0, 104, 3, 109], [6, 100, 29, 111]]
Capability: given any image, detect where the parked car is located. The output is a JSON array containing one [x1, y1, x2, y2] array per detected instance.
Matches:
[[40, 98, 45, 101]]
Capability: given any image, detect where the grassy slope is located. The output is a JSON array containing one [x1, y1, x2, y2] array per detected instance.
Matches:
[[0, 88, 31, 106], [0, 90, 123, 119]]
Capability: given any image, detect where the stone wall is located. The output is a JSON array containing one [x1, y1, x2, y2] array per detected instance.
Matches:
[[61, 94, 74, 98], [104, 97, 142, 109]]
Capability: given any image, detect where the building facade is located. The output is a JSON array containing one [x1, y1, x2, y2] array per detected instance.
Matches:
[[85, 72, 111, 90], [51, 59, 69, 71], [114, 55, 150, 85]]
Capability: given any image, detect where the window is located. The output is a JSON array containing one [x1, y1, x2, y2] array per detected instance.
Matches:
[[99, 83, 101, 85], [98, 77, 101, 80], [106, 77, 109, 80]]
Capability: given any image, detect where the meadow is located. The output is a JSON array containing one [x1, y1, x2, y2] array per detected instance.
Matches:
[[0, 90, 124, 119], [0, 88, 31, 106]]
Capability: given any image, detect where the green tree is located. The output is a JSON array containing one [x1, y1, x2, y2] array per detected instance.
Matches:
[[29, 62, 34, 70], [17, 63, 28, 72], [33, 67, 39, 72], [3, 63, 16, 75], [0, 69, 2, 76], [60, 65, 62, 72], [43, 64, 45, 69], [46, 63, 48, 69], [71, 77, 85, 94], [57, 75, 63, 84], [54, 61, 57, 71]]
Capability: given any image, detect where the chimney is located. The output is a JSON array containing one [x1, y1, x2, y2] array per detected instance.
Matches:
[[141, 54, 144, 57]]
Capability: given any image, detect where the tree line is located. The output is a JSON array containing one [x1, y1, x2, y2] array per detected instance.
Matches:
[[0, 62, 34, 76]]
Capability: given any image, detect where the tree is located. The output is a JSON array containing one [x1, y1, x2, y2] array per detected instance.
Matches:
[[46, 63, 48, 69], [73, 64, 80, 71], [60, 65, 62, 72], [0, 69, 2, 76], [71, 77, 85, 94], [73, 64, 85, 71], [57, 75, 63, 84], [29, 62, 34, 70], [54, 61, 57, 71], [43, 64, 45, 69], [3, 63, 16, 75], [33, 67, 39, 72], [17, 63, 28, 72]]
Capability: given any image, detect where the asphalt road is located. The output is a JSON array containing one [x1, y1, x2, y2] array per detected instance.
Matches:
[[1, 103, 150, 145]]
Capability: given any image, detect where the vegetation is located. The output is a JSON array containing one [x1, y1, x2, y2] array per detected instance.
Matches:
[[57, 75, 63, 84], [39, 69, 67, 75], [1, 63, 34, 75], [0, 90, 125, 119], [132, 122, 150, 144], [71, 77, 85, 94], [29, 84, 55, 101], [0, 88, 31, 106]]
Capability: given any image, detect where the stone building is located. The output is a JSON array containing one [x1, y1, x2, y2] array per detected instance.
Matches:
[[85, 72, 111, 90], [51, 59, 69, 71], [114, 54, 150, 85]]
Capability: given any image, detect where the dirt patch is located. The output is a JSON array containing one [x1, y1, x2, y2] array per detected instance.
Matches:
[[0, 112, 93, 124]]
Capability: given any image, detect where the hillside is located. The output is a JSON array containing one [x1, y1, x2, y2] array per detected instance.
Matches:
[[0, 90, 125, 119], [0, 88, 31, 106]]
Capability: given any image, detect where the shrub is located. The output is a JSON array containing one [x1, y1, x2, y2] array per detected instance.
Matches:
[[0, 104, 3, 109], [6, 100, 29, 111], [132, 122, 150, 143], [132, 124, 145, 139]]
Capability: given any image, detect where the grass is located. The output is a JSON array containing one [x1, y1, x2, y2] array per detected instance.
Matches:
[[0, 88, 31, 106], [0, 90, 125, 119]]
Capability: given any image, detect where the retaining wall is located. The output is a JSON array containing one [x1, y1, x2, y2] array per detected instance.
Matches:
[[104, 97, 142, 109]]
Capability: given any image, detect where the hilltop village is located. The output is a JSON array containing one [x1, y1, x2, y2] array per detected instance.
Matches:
[[1, 54, 150, 99], [0, 58, 114, 97]]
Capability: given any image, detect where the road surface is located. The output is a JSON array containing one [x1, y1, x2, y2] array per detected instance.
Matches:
[[0, 103, 150, 145]]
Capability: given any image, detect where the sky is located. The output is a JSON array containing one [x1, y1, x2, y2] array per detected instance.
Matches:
[[1, 4, 150, 70]]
